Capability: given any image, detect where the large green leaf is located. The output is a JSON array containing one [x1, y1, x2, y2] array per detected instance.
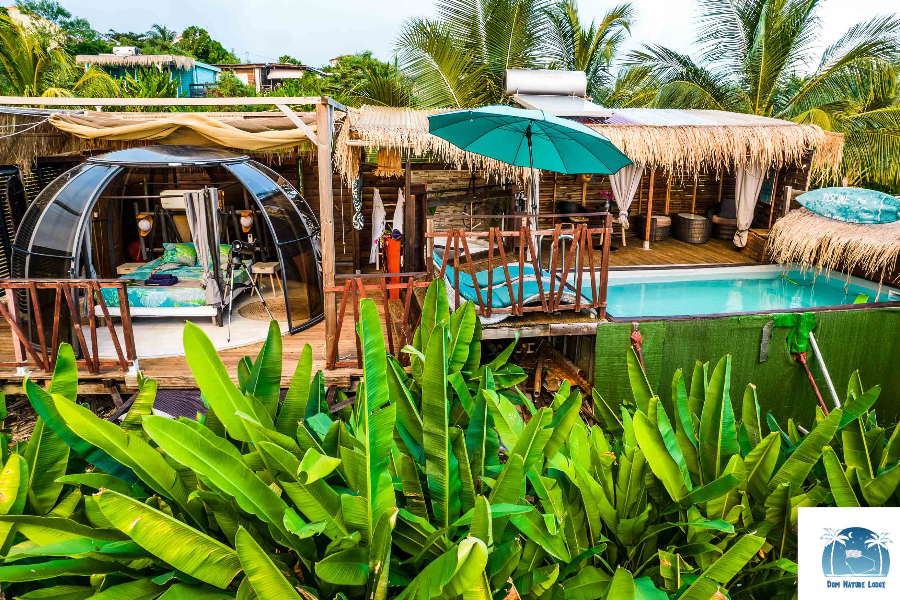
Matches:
[[698, 355, 739, 482], [236, 526, 300, 599], [98, 490, 240, 589], [368, 507, 399, 600], [822, 446, 860, 507], [24, 379, 136, 483], [47, 343, 78, 401], [633, 409, 689, 502], [396, 537, 488, 600], [247, 320, 284, 419], [510, 509, 571, 562], [0, 556, 142, 581], [741, 383, 761, 449], [17, 585, 94, 600], [0, 454, 28, 554], [0, 515, 129, 544], [627, 347, 653, 412], [678, 535, 765, 600], [838, 385, 880, 429], [23, 417, 69, 516], [121, 377, 157, 432], [143, 416, 294, 544], [56, 473, 147, 498], [157, 584, 234, 600], [85, 578, 164, 600], [465, 388, 500, 481], [389, 356, 424, 462], [183, 321, 259, 442], [769, 408, 842, 492], [277, 344, 313, 436], [53, 395, 203, 529], [561, 565, 610, 599], [509, 408, 552, 474], [316, 547, 369, 585], [422, 321, 460, 530], [483, 389, 523, 451], [603, 567, 635, 600], [447, 300, 476, 373], [744, 432, 781, 502], [545, 392, 582, 459]]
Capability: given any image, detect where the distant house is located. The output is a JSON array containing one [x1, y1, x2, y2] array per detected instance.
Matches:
[[214, 63, 325, 93], [76, 49, 221, 97]]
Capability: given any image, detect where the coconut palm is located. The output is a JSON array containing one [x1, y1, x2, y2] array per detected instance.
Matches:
[[147, 24, 177, 44], [0, 12, 118, 97], [822, 528, 849, 575], [544, 1, 634, 98], [627, 0, 900, 190], [865, 531, 892, 575], [396, 0, 551, 108]]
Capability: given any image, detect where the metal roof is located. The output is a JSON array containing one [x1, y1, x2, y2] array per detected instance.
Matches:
[[603, 109, 797, 127], [512, 94, 613, 118], [86, 145, 249, 167]]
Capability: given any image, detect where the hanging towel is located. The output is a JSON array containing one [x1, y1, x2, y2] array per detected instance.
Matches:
[[392, 188, 405, 235], [734, 165, 765, 247], [608, 162, 645, 229], [370, 188, 387, 264]]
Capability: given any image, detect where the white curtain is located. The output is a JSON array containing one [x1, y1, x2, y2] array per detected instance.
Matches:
[[184, 189, 222, 305], [369, 188, 386, 264], [734, 165, 765, 247], [392, 188, 405, 234], [608, 162, 645, 228]]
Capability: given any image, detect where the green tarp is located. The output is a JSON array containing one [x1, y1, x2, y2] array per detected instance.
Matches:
[[594, 307, 900, 425]]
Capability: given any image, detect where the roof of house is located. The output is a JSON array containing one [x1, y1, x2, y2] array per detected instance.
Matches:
[[76, 54, 197, 70], [335, 105, 844, 183], [216, 63, 326, 76]]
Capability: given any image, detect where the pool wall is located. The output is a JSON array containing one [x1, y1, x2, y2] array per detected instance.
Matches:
[[593, 306, 900, 425]]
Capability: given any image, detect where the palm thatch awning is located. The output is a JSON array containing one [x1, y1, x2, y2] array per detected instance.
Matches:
[[768, 208, 900, 282], [75, 54, 196, 70], [335, 105, 844, 184]]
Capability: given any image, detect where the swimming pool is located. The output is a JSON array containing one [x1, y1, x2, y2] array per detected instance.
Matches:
[[598, 264, 900, 318]]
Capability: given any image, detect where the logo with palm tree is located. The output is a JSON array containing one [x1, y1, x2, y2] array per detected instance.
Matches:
[[822, 527, 892, 577]]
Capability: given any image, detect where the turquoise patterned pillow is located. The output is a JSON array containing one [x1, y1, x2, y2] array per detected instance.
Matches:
[[161, 243, 197, 266]]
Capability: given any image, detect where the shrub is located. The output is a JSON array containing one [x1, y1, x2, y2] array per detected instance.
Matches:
[[0, 280, 896, 600]]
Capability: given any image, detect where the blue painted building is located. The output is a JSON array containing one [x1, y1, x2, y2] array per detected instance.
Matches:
[[75, 52, 221, 97]]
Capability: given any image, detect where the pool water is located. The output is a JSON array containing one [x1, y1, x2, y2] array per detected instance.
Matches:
[[597, 266, 898, 318]]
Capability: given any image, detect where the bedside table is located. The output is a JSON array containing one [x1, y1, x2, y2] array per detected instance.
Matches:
[[116, 262, 144, 275]]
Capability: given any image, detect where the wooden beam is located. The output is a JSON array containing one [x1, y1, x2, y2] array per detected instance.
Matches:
[[0, 96, 325, 106], [717, 176, 724, 204], [664, 175, 672, 214], [644, 169, 655, 250], [317, 100, 337, 366], [403, 150, 414, 271], [691, 173, 698, 214], [767, 170, 780, 229], [275, 104, 318, 146]]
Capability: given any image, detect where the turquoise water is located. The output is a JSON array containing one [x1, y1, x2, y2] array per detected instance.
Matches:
[[599, 269, 894, 318]]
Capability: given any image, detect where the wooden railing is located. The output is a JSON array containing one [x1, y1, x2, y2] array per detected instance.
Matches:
[[0, 279, 136, 374], [324, 273, 430, 369], [426, 213, 612, 319]]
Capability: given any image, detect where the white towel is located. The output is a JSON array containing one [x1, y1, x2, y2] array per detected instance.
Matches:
[[370, 188, 386, 264], [392, 188, 405, 234]]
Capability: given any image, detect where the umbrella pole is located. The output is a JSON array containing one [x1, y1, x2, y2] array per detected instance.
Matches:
[[527, 127, 538, 260]]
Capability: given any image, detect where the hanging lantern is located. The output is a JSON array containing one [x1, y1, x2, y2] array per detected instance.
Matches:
[[240, 211, 253, 233], [137, 214, 153, 236]]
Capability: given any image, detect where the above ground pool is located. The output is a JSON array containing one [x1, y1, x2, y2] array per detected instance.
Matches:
[[599, 264, 900, 318]]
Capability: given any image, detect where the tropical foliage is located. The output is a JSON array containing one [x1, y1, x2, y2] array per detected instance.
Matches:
[[0, 10, 118, 97], [628, 0, 900, 189], [1, 279, 898, 600]]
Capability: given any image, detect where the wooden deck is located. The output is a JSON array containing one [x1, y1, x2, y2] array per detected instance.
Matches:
[[0, 234, 759, 393]]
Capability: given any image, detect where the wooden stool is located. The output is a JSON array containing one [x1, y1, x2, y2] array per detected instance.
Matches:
[[251, 262, 283, 300]]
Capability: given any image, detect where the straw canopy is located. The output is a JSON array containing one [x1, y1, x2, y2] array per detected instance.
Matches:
[[335, 105, 844, 184], [75, 54, 197, 70], [767, 208, 900, 282]]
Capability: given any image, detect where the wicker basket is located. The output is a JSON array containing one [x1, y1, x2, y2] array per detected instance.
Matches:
[[742, 229, 771, 262], [673, 213, 711, 244], [634, 214, 671, 242], [711, 215, 738, 240]]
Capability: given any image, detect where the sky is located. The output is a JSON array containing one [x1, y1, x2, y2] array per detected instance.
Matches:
[[57, 0, 899, 68]]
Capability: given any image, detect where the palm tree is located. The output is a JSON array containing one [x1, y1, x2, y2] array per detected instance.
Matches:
[[865, 531, 892, 575], [147, 24, 177, 44], [396, 0, 551, 108], [544, 1, 634, 98], [0, 12, 118, 97], [627, 0, 900, 190], [822, 528, 849, 575]]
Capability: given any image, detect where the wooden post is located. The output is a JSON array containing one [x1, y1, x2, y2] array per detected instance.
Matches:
[[644, 169, 655, 250], [783, 185, 793, 218], [638, 171, 643, 214], [552, 173, 558, 227], [403, 150, 414, 271], [767, 171, 780, 229], [581, 177, 588, 207], [691, 173, 698, 214], [317, 99, 336, 364], [717, 176, 724, 204], [664, 175, 672, 215]]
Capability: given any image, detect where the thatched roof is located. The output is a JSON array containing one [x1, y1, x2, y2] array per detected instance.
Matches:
[[767, 207, 900, 282], [335, 105, 844, 184], [75, 54, 196, 70]]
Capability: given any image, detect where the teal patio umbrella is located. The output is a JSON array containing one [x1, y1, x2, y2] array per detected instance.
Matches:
[[428, 105, 632, 219]]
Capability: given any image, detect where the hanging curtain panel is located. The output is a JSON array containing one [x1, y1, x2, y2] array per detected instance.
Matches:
[[608, 162, 645, 229], [734, 165, 765, 247]]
